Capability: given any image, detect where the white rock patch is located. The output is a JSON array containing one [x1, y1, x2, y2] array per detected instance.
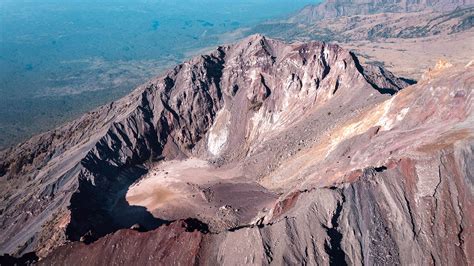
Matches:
[[415, 159, 441, 200], [208, 109, 231, 156]]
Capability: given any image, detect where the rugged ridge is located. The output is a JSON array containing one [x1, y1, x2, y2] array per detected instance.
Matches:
[[0, 35, 407, 257], [1, 35, 473, 265]]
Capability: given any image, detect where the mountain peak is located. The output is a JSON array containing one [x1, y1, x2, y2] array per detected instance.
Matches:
[[1, 35, 473, 265], [0, 36, 409, 257]]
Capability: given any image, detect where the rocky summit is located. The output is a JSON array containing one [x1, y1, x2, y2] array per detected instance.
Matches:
[[0, 34, 473, 265]]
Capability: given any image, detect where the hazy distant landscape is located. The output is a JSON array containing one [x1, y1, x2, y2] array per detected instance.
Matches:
[[0, 0, 315, 149]]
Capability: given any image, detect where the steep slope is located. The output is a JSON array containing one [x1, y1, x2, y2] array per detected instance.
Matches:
[[0, 35, 408, 258], [42, 62, 473, 265]]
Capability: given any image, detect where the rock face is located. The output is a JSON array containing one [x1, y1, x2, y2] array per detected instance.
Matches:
[[41, 219, 208, 265], [1, 35, 473, 265]]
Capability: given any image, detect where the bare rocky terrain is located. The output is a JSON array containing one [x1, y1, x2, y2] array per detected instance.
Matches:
[[0, 32, 473, 265]]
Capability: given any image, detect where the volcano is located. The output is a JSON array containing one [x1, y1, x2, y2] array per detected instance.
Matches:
[[0, 35, 472, 265]]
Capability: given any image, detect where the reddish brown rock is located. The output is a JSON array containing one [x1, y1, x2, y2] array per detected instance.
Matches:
[[40, 219, 206, 266]]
